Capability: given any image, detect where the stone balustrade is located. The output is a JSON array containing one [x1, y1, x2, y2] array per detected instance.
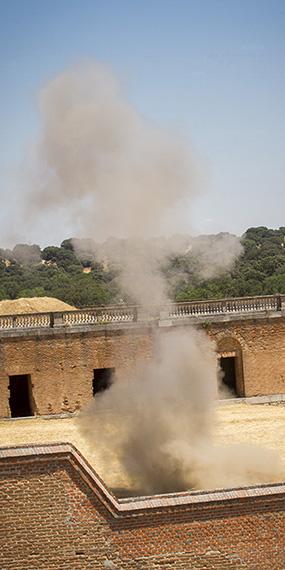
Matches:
[[166, 294, 282, 319], [61, 305, 137, 326], [0, 294, 284, 332], [0, 312, 52, 330]]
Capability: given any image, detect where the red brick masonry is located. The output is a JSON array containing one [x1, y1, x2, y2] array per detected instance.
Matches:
[[1, 314, 285, 417], [0, 443, 284, 569]]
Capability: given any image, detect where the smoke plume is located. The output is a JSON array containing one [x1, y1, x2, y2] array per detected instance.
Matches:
[[23, 61, 282, 494], [24, 62, 241, 303], [79, 328, 283, 495], [27, 62, 200, 240]]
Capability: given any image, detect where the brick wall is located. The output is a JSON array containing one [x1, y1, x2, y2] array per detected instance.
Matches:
[[0, 327, 153, 416], [0, 316, 285, 417], [0, 444, 284, 569], [208, 318, 285, 396]]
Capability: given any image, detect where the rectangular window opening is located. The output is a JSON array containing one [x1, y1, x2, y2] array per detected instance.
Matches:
[[9, 374, 34, 418], [219, 357, 238, 396], [93, 368, 115, 396]]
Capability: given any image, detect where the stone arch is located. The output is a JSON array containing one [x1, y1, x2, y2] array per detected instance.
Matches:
[[213, 329, 248, 350], [216, 336, 244, 397]]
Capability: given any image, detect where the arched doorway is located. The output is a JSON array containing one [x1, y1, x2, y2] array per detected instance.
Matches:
[[216, 337, 244, 397]]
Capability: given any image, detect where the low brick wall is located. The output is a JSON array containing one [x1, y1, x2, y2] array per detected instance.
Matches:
[[0, 444, 284, 569]]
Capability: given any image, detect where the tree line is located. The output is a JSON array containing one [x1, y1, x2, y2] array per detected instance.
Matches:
[[0, 227, 285, 307]]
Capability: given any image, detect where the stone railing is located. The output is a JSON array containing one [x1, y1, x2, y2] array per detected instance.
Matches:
[[166, 294, 283, 319], [0, 294, 284, 332], [0, 312, 52, 330], [61, 305, 137, 326]]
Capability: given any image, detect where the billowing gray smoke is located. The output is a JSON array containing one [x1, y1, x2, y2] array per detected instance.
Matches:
[[23, 62, 242, 304], [25, 61, 282, 494], [80, 328, 217, 494], [79, 328, 282, 495], [28, 62, 200, 240]]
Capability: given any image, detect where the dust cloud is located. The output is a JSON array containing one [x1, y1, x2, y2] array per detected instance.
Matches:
[[24, 62, 241, 302], [28, 62, 200, 240], [93, 232, 243, 306], [79, 328, 283, 495], [80, 328, 217, 494], [25, 61, 282, 494], [24, 63, 241, 304]]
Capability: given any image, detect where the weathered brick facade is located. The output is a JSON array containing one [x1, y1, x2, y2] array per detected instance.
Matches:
[[0, 326, 153, 417], [0, 315, 285, 417], [0, 444, 284, 569], [207, 317, 285, 397]]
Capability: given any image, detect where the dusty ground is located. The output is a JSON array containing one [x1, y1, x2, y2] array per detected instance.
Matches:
[[1, 402, 284, 494]]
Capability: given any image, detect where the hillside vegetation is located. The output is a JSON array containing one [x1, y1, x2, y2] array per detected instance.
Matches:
[[0, 227, 285, 308]]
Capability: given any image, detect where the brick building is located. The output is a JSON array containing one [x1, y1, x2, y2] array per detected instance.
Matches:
[[1, 296, 285, 568], [0, 295, 285, 417]]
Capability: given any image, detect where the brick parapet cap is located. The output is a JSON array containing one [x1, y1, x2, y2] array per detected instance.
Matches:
[[0, 443, 284, 519]]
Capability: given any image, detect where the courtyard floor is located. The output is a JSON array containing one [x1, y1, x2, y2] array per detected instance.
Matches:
[[0, 401, 284, 495]]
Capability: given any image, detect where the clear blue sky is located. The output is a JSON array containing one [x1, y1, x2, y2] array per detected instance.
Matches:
[[0, 0, 285, 245]]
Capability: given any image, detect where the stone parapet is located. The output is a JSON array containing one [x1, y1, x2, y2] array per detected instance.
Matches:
[[0, 294, 285, 338]]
